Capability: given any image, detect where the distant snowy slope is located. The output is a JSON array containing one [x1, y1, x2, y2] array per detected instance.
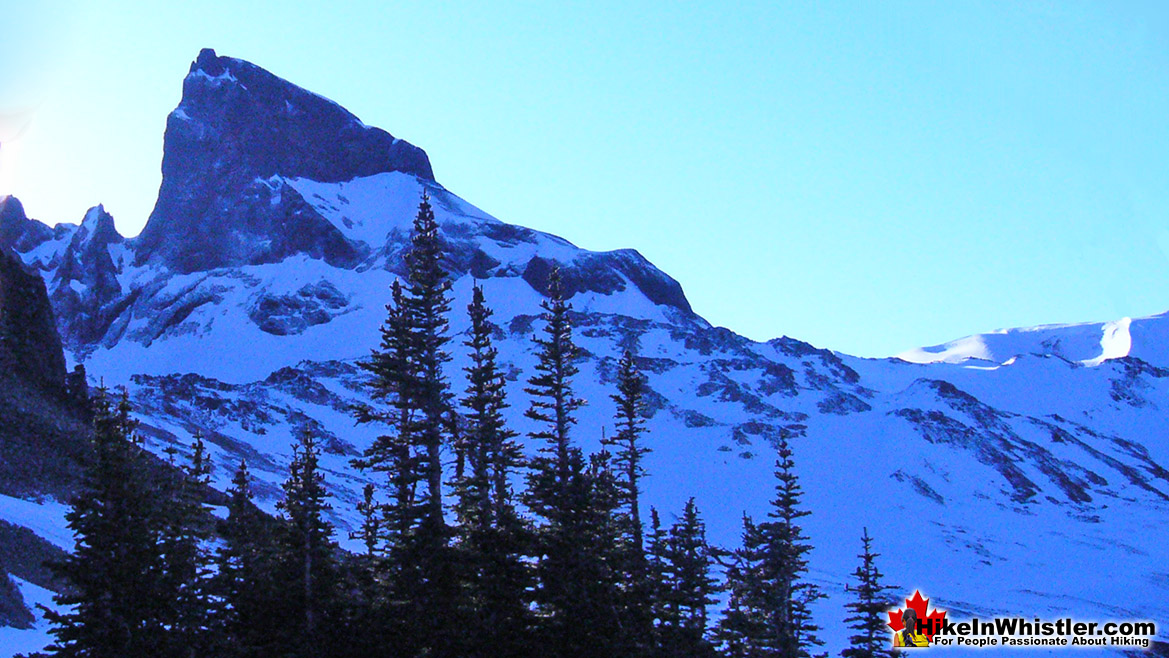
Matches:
[[897, 312, 1169, 369]]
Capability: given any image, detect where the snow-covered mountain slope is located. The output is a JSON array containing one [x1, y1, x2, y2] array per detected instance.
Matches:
[[897, 313, 1169, 369], [0, 50, 1166, 655]]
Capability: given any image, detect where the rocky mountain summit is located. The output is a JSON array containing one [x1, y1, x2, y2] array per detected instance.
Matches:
[[134, 48, 433, 274], [0, 51, 1165, 653]]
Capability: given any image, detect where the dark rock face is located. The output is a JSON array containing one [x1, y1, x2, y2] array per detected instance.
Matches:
[[134, 48, 433, 273], [0, 520, 68, 630], [1108, 356, 1168, 407], [249, 280, 351, 335], [0, 574, 33, 629], [0, 520, 68, 595], [521, 252, 693, 315], [52, 206, 126, 347], [0, 249, 67, 394], [0, 249, 91, 499], [145, 177, 364, 275], [0, 196, 52, 254]]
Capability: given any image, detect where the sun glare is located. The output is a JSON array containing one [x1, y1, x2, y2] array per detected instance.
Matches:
[[0, 114, 30, 197]]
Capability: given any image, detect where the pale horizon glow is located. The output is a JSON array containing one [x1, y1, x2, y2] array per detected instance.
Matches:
[[3, 1, 1168, 358]]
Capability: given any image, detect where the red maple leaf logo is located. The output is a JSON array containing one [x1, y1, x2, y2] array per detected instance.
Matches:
[[887, 590, 947, 641]]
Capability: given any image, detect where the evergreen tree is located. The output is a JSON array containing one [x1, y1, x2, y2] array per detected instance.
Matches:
[[154, 433, 214, 657], [400, 192, 463, 655], [527, 448, 629, 656], [401, 191, 454, 536], [521, 266, 612, 654], [351, 193, 459, 655], [211, 460, 279, 658], [646, 507, 670, 649], [44, 390, 165, 657], [605, 350, 650, 554], [274, 429, 339, 658], [353, 278, 416, 548], [339, 483, 386, 658], [556, 449, 628, 656], [523, 265, 584, 516], [657, 499, 718, 658], [454, 284, 532, 656], [603, 350, 654, 655], [351, 275, 421, 656], [352, 483, 382, 559], [714, 436, 824, 657], [841, 528, 898, 658]]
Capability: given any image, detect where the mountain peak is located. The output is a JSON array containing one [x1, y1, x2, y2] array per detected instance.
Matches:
[[78, 204, 123, 244], [0, 196, 27, 245], [192, 47, 224, 75], [0, 195, 52, 253], [134, 49, 433, 273]]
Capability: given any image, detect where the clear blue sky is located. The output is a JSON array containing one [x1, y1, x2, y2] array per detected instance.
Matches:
[[3, 1, 1168, 357]]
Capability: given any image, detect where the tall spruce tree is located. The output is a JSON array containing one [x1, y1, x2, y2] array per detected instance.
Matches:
[[212, 460, 279, 658], [353, 278, 415, 547], [351, 276, 420, 655], [44, 390, 165, 657], [715, 519, 762, 658], [605, 350, 650, 554], [522, 267, 632, 655], [568, 450, 629, 656], [714, 436, 824, 657], [456, 285, 518, 530], [401, 191, 454, 535], [523, 266, 584, 512], [154, 433, 215, 657], [402, 191, 463, 655], [274, 429, 339, 658], [603, 350, 654, 654], [453, 284, 533, 656], [351, 193, 460, 656], [841, 528, 898, 658], [657, 499, 719, 658], [45, 390, 212, 657], [647, 507, 670, 649]]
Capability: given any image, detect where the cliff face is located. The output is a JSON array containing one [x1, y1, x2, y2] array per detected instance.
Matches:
[[133, 48, 433, 273], [0, 249, 68, 395]]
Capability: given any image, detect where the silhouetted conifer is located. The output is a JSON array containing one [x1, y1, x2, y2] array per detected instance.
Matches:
[[521, 266, 607, 654], [351, 193, 460, 656], [274, 430, 339, 658], [352, 483, 381, 559], [841, 528, 898, 658], [657, 499, 718, 658], [603, 350, 654, 654], [523, 266, 584, 519], [44, 391, 188, 657], [605, 350, 650, 553], [212, 460, 279, 657], [454, 284, 533, 656], [714, 436, 824, 657], [154, 433, 214, 656]]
